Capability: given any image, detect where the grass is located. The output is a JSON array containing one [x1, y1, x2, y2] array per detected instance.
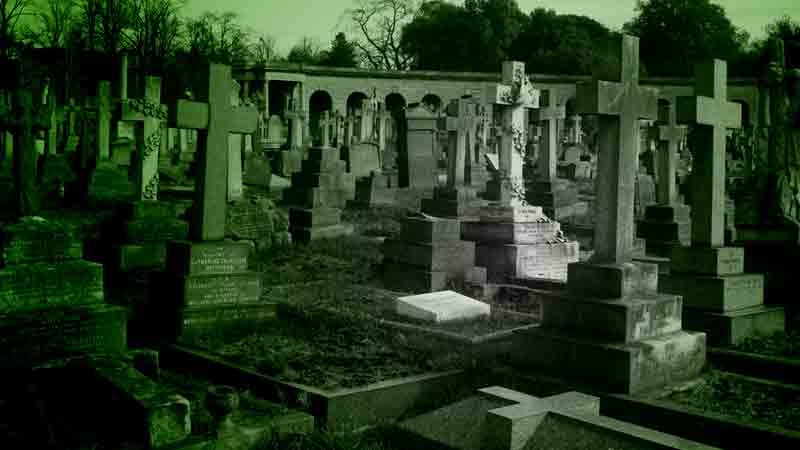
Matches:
[[254, 427, 403, 450], [669, 370, 800, 430], [731, 331, 800, 359]]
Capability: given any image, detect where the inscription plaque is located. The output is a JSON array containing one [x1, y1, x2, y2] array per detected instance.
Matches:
[[167, 241, 251, 276], [172, 272, 262, 307], [0, 260, 104, 313]]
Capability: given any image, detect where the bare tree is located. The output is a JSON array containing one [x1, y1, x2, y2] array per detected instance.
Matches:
[[23, 0, 77, 48], [1, 0, 35, 57], [182, 11, 251, 65], [343, 0, 419, 70], [128, 0, 182, 69], [73, 0, 132, 53], [250, 33, 278, 65]]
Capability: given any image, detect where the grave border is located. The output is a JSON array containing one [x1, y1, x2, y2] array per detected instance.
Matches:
[[706, 347, 800, 385]]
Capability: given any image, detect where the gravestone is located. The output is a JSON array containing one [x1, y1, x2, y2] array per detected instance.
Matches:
[[635, 102, 692, 259], [382, 215, 476, 293], [0, 217, 126, 367], [634, 173, 656, 219], [121, 76, 167, 201], [283, 143, 355, 242], [400, 104, 439, 190], [396, 290, 490, 323], [227, 80, 245, 202], [512, 36, 706, 394], [161, 63, 269, 341], [660, 59, 785, 346]]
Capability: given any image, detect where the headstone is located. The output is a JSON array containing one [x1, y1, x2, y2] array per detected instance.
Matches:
[[263, 115, 284, 151], [400, 104, 439, 190], [660, 59, 785, 346], [227, 80, 244, 202], [396, 290, 490, 323], [512, 36, 706, 394], [121, 76, 167, 201]]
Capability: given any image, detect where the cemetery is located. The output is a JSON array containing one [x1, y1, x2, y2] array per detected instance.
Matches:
[[1, 1, 800, 449]]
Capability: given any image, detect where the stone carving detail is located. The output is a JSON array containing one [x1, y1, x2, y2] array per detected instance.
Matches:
[[143, 173, 159, 200]]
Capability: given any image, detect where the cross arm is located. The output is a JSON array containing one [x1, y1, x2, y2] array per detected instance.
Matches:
[[576, 80, 658, 119], [676, 96, 741, 128], [531, 105, 566, 121], [227, 105, 259, 134]]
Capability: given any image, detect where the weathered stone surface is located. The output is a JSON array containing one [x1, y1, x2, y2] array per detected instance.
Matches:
[[476, 242, 579, 282], [539, 292, 683, 342], [243, 152, 272, 187], [118, 243, 167, 272], [645, 203, 691, 223], [479, 205, 545, 223], [0, 304, 127, 367], [120, 200, 182, 221], [343, 142, 381, 177], [0, 260, 104, 313], [682, 305, 786, 346], [122, 219, 189, 244], [659, 273, 764, 312], [167, 271, 261, 307], [400, 217, 461, 243], [670, 246, 744, 276], [289, 207, 342, 228], [354, 173, 398, 206], [225, 200, 275, 240], [166, 241, 251, 276], [383, 238, 475, 271], [567, 261, 658, 299], [462, 220, 562, 244], [289, 223, 354, 243], [282, 187, 354, 209], [1, 218, 81, 266], [176, 304, 278, 340], [291, 171, 355, 190], [636, 220, 691, 244], [302, 157, 346, 174], [86, 358, 191, 448], [396, 290, 490, 323], [512, 328, 706, 394]]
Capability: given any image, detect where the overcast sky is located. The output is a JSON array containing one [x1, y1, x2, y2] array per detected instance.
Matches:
[[182, 0, 800, 53]]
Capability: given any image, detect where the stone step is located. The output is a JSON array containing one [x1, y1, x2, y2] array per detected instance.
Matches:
[[399, 217, 462, 243], [511, 328, 706, 394], [462, 220, 563, 244], [659, 273, 764, 312], [683, 304, 785, 346], [567, 261, 658, 299], [538, 291, 683, 343], [476, 242, 579, 283], [0, 260, 104, 314], [382, 238, 475, 272]]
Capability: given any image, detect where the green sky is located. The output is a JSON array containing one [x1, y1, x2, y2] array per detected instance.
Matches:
[[182, 0, 799, 53]]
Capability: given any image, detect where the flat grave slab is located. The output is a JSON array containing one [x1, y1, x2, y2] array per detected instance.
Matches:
[[397, 290, 491, 323]]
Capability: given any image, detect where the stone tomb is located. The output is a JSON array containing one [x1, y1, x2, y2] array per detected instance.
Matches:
[[512, 36, 705, 395], [284, 145, 355, 242], [0, 217, 126, 367], [660, 59, 785, 346], [396, 290, 490, 323], [462, 205, 579, 283], [382, 216, 476, 293]]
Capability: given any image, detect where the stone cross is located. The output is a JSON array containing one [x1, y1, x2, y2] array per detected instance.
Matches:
[[43, 80, 57, 156], [335, 111, 345, 147], [319, 110, 333, 147], [284, 107, 305, 149], [485, 61, 540, 204], [653, 103, 685, 205], [576, 34, 657, 263], [84, 81, 112, 161], [228, 79, 244, 202], [169, 64, 259, 241], [121, 76, 167, 201], [445, 96, 477, 188], [531, 90, 566, 181], [345, 110, 355, 146], [677, 59, 741, 247]]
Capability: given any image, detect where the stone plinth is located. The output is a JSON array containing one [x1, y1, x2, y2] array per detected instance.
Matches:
[[512, 261, 706, 394], [0, 217, 127, 367], [460, 205, 579, 283], [161, 240, 271, 342], [660, 246, 785, 345], [112, 200, 189, 272], [420, 186, 488, 219], [636, 203, 691, 257], [283, 146, 355, 243], [342, 141, 381, 178], [382, 216, 476, 293]]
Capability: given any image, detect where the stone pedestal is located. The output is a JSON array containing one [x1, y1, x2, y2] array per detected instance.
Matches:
[[283, 146, 355, 242], [525, 178, 580, 222], [420, 186, 488, 219], [512, 261, 706, 394], [0, 217, 127, 367], [160, 240, 272, 343], [461, 205, 579, 283], [382, 217, 476, 294], [660, 246, 785, 346], [636, 203, 691, 257]]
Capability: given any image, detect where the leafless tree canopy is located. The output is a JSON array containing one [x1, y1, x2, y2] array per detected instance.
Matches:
[[345, 0, 419, 70]]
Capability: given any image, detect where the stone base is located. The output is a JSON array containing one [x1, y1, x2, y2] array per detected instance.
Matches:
[[117, 243, 167, 272], [512, 328, 706, 394], [166, 241, 251, 276], [165, 271, 262, 308], [567, 261, 658, 299], [462, 219, 563, 245], [670, 246, 744, 276], [632, 255, 671, 275], [476, 242, 579, 283], [354, 173, 397, 206], [289, 223, 354, 243], [682, 305, 786, 346], [659, 272, 764, 312]]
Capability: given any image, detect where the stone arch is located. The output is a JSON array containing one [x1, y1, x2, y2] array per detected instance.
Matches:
[[421, 93, 442, 113], [347, 91, 368, 112], [385, 93, 406, 115], [309, 90, 334, 144], [733, 99, 751, 127]]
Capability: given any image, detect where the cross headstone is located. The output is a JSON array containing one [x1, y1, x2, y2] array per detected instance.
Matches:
[[576, 34, 657, 263], [168, 64, 259, 241], [485, 61, 540, 204], [677, 59, 741, 247], [284, 106, 305, 149], [445, 96, 477, 188], [335, 110, 345, 147], [532, 90, 566, 181], [653, 103, 685, 205], [62, 99, 81, 153], [228, 79, 244, 202], [121, 76, 167, 200]]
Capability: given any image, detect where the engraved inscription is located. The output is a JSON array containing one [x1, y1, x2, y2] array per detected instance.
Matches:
[[184, 274, 260, 306]]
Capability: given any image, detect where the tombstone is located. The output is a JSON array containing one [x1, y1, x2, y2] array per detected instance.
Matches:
[[0, 217, 127, 367], [382, 216, 477, 293], [512, 35, 705, 394], [660, 59, 785, 346], [120, 76, 167, 201], [634, 173, 656, 219], [263, 115, 284, 151], [400, 104, 439, 190], [160, 63, 268, 340], [228, 80, 245, 202]]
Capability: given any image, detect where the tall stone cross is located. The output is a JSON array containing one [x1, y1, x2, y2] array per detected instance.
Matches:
[[319, 110, 333, 147], [84, 81, 112, 160], [485, 61, 540, 204], [677, 59, 741, 247], [653, 103, 685, 205], [169, 64, 259, 241], [121, 76, 167, 200], [576, 34, 657, 264], [284, 106, 305, 149], [531, 90, 566, 181], [445, 96, 477, 188]]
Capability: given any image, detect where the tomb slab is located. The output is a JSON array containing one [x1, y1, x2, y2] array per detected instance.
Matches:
[[659, 273, 764, 312], [396, 290, 490, 323]]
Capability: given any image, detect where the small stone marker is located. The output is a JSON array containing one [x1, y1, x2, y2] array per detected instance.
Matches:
[[396, 290, 490, 323]]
